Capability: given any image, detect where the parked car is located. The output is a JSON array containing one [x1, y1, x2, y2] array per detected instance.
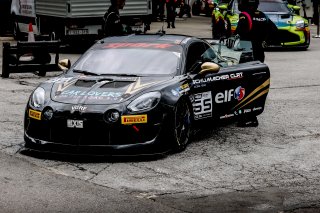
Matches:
[[24, 33, 270, 156], [192, 0, 215, 16], [212, 0, 310, 49]]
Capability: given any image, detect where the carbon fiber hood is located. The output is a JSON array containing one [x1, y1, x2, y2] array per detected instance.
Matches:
[[48, 75, 171, 105]]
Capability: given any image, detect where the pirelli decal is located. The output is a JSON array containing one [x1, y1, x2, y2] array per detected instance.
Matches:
[[232, 78, 270, 110], [121, 115, 147, 125], [29, 109, 42, 120]]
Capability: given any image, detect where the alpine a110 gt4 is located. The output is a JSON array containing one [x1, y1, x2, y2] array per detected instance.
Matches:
[[24, 33, 270, 156]]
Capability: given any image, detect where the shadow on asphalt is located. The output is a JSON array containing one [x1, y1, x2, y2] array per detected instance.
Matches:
[[19, 149, 167, 163]]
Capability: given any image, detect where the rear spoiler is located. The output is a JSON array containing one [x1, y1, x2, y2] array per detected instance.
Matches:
[[2, 41, 62, 78]]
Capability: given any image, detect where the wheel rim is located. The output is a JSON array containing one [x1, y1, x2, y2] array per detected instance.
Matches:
[[174, 101, 191, 147]]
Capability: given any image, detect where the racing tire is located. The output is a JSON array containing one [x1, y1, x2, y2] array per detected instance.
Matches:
[[170, 99, 192, 152]]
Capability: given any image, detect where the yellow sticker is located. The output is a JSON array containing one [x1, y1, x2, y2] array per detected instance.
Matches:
[[121, 115, 147, 125], [29, 109, 42, 120], [181, 83, 189, 90]]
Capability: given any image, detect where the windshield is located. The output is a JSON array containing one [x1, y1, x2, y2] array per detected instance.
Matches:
[[232, 0, 291, 13], [72, 47, 182, 76], [258, 2, 291, 13]]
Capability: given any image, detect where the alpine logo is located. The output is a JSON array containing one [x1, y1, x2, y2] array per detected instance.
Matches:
[[234, 86, 245, 101]]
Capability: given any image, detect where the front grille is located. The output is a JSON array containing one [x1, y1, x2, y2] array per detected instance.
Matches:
[[269, 29, 300, 45], [26, 112, 161, 146]]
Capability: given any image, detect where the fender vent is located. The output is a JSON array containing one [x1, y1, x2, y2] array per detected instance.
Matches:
[[100, 81, 133, 88], [75, 80, 96, 87]]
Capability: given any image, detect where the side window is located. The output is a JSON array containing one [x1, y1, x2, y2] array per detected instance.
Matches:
[[202, 43, 217, 63], [186, 42, 206, 73]]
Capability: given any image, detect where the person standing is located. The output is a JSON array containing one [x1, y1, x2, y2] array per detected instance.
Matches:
[[235, 0, 278, 62], [166, 0, 177, 28], [103, 0, 126, 36], [312, 0, 319, 25]]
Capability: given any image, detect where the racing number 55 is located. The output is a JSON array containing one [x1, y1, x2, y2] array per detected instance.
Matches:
[[192, 91, 213, 120]]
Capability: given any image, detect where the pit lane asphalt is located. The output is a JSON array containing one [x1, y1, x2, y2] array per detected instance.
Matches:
[[1, 16, 320, 212]]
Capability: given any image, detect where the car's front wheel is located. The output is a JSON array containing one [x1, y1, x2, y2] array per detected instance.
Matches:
[[169, 99, 192, 152]]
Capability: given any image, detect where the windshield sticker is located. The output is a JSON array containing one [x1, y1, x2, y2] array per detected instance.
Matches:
[[104, 43, 174, 49], [192, 91, 213, 120]]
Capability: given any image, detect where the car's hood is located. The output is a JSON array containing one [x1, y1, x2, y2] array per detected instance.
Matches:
[[48, 75, 171, 105], [265, 13, 293, 27]]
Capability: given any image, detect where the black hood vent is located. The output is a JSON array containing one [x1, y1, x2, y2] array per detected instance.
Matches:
[[75, 79, 97, 87], [100, 81, 133, 88]]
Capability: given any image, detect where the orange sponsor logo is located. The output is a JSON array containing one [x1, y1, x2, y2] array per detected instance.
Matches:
[[29, 109, 42, 120], [121, 115, 147, 125]]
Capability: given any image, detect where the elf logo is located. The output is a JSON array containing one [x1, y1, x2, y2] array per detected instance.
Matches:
[[215, 86, 245, 103]]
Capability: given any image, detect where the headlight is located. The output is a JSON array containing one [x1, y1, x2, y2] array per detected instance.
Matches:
[[127, 91, 161, 112], [296, 20, 305, 29], [30, 87, 45, 108]]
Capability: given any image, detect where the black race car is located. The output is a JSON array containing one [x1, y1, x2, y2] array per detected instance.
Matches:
[[24, 33, 270, 156]]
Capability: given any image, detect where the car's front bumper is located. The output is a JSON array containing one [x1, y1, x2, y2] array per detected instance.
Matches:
[[24, 103, 172, 156], [268, 27, 310, 48], [24, 132, 169, 156]]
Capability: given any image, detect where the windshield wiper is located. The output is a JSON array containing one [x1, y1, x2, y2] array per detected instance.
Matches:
[[73, 69, 101, 76], [113, 74, 141, 77]]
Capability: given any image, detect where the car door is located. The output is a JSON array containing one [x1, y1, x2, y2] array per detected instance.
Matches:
[[189, 41, 269, 122], [186, 41, 216, 121]]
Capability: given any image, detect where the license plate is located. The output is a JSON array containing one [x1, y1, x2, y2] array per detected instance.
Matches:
[[131, 26, 143, 32], [66, 29, 89, 35], [67, 119, 84, 128]]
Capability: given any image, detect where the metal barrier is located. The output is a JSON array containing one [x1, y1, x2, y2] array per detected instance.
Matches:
[[2, 41, 62, 78]]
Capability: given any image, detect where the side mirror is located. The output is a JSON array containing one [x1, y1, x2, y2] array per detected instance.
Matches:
[[199, 62, 220, 75], [58, 59, 71, 71], [292, 5, 300, 11], [218, 4, 227, 10]]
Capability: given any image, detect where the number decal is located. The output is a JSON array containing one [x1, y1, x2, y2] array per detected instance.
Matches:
[[192, 91, 213, 120]]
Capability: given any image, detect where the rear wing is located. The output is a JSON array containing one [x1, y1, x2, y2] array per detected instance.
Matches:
[[2, 41, 62, 78]]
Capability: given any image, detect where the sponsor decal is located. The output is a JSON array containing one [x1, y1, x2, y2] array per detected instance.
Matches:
[[55, 78, 78, 94], [193, 72, 243, 86], [244, 109, 252, 113], [67, 119, 84, 128], [234, 109, 242, 115], [104, 43, 174, 49], [59, 90, 122, 100], [71, 105, 87, 113], [121, 115, 148, 125], [232, 79, 270, 111], [125, 78, 165, 95], [29, 109, 41, 120], [253, 107, 262, 111], [253, 17, 267, 22], [173, 83, 190, 95], [192, 91, 213, 120], [46, 77, 73, 84], [234, 86, 245, 101], [215, 86, 245, 104], [220, 114, 235, 119]]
